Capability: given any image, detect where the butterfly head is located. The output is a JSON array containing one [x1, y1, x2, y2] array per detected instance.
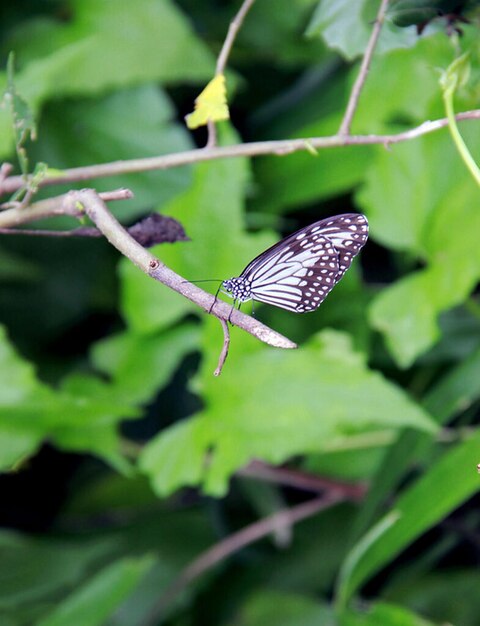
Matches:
[[221, 277, 252, 302]]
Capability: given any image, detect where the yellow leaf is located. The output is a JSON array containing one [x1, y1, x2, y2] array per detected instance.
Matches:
[[185, 74, 230, 129]]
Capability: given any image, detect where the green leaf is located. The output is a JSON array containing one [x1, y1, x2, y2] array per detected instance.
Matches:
[[231, 590, 333, 626], [358, 132, 463, 253], [388, 0, 447, 28], [340, 600, 437, 626], [255, 32, 456, 215], [349, 33, 452, 133], [306, 0, 418, 61], [350, 343, 480, 541], [336, 429, 480, 606], [120, 126, 274, 332], [140, 329, 436, 496], [234, 0, 327, 67], [385, 569, 480, 626], [0, 325, 46, 467], [255, 113, 374, 215], [0, 531, 116, 610], [90, 323, 201, 405], [423, 344, 480, 422], [337, 510, 402, 609], [360, 128, 480, 366], [10, 0, 214, 97], [29, 86, 193, 219], [37, 556, 154, 626], [0, 324, 141, 471], [0, 0, 215, 157]]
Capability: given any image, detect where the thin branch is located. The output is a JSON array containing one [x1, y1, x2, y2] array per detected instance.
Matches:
[[339, 0, 390, 136], [0, 188, 133, 227], [239, 459, 367, 501], [67, 189, 296, 351], [216, 0, 256, 75], [141, 494, 343, 626], [206, 118, 217, 149], [0, 226, 101, 238], [1, 111, 479, 196], [206, 0, 255, 147], [214, 318, 231, 376], [0, 213, 189, 248]]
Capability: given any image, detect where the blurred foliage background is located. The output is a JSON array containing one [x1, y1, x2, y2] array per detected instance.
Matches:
[[1, 1, 480, 625]]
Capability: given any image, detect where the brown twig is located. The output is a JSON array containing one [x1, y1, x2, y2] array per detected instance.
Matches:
[[339, 0, 390, 136], [141, 494, 343, 626], [205, 0, 255, 147], [0, 188, 133, 227], [0, 213, 189, 247], [0, 226, 100, 238], [239, 459, 367, 501], [216, 0, 256, 75], [68, 189, 296, 357], [214, 318, 231, 376], [205, 119, 217, 149], [1, 111, 479, 197]]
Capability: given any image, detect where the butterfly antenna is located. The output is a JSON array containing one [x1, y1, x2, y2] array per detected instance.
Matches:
[[181, 279, 223, 284]]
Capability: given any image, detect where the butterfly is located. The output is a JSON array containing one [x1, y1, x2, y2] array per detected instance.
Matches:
[[221, 213, 368, 313]]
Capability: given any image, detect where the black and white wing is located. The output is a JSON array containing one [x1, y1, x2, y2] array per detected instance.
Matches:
[[239, 213, 368, 313]]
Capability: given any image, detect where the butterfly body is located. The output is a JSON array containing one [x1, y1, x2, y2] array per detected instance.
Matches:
[[221, 277, 252, 302], [221, 213, 368, 313]]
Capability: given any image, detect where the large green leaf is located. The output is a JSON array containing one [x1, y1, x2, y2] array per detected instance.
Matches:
[[336, 429, 480, 607], [30, 86, 193, 219], [140, 328, 436, 496], [255, 113, 373, 215], [350, 341, 480, 542], [0, 0, 214, 155], [0, 531, 116, 612], [254, 35, 451, 215], [37, 556, 154, 626], [0, 324, 140, 470], [0, 502, 215, 625], [0, 324, 51, 466], [306, 0, 418, 60], [90, 323, 200, 405], [236, 0, 327, 66], [349, 33, 453, 133], [359, 127, 480, 366]]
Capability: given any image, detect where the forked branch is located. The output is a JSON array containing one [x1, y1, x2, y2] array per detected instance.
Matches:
[[67, 189, 296, 374]]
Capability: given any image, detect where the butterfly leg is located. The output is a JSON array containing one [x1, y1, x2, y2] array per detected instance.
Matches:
[[227, 299, 239, 323], [209, 283, 222, 314]]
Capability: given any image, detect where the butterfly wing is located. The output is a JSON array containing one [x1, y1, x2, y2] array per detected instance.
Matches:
[[240, 213, 368, 313], [308, 214, 369, 281]]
